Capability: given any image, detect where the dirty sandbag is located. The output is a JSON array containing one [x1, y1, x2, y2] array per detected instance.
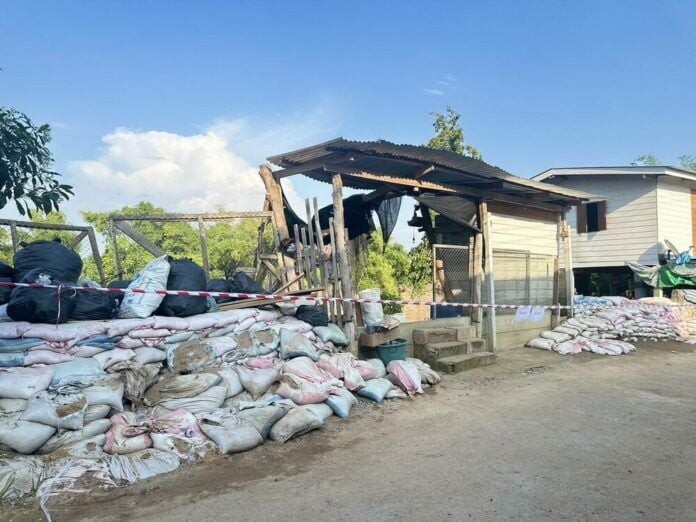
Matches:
[[13, 239, 82, 282], [356, 378, 392, 404], [0, 366, 54, 399], [20, 392, 87, 431], [158, 385, 227, 416], [144, 373, 221, 406], [235, 362, 281, 399], [526, 337, 555, 351], [70, 289, 119, 321], [60, 434, 107, 460], [108, 449, 180, 484], [276, 373, 340, 405], [37, 418, 112, 455], [385, 386, 408, 400], [151, 433, 216, 463], [118, 256, 170, 319], [303, 402, 333, 422], [167, 340, 216, 375], [84, 404, 111, 423], [93, 348, 136, 370], [313, 323, 348, 345], [237, 404, 288, 440], [133, 347, 167, 365], [157, 259, 208, 317], [203, 367, 243, 398], [82, 380, 125, 411], [7, 269, 77, 324], [103, 412, 152, 455], [540, 330, 572, 343], [387, 360, 423, 396], [0, 414, 56, 454], [0, 455, 45, 502], [50, 358, 105, 387], [406, 358, 441, 385], [279, 328, 319, 361], [365, 358, 387, 378], [358, 288, 384, 327], [270, 405, 323, 443], [107, 360, 150, 405], [282, 356, 333, 383], [207, 279, 233, 304], [295, 305, 329, 327], [199, 411, 264, 454], [0, 398, 27, 414], [229, 271, 266, 296], [325, 386, 356, 419]]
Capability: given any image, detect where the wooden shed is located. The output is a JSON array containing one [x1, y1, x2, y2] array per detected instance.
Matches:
[[261, 138, 592, 350]]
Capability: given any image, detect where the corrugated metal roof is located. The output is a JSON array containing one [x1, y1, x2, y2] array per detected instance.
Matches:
[[268, 138, 593, 203]]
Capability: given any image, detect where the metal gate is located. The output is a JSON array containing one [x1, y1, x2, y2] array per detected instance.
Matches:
[[432, 243, 472, 318]]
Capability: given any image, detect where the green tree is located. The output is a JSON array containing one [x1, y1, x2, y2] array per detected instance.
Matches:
[[359, 232, 409, 300], [427, 106, 482, 159], [631, 155, 660, 166], [0, 107, 73, 216], [0, 211, 78, 265], [678, 155, 696, 172], [406, 239, 432, 296]]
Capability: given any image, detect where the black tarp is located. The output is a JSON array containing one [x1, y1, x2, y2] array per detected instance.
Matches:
[[413, 194, 480, 232], [13, 240, 83, 282], [375, 197, 402, 245]]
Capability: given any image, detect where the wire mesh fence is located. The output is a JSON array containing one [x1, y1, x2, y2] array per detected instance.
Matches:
[[432, 243, 472, 318]]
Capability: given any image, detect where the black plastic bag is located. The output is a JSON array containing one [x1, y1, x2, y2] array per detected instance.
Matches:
[[207, 278, 233, 304], [295, 305, 329, 327], [229, 272, 266, 295], [13, 240, 83, 282], [0, 261, 13, 278], [0, 277, 12, 305], [70, 289, 119, 321], [108, 279, 132, 304], [156, 259, 207, 317], [6, 269, 76, 324]]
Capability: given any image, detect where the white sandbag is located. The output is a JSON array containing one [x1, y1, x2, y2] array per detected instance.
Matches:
[[151, 433, 216, 463], [83, 381, 125, 411], [133, 347, 167, 364], [356, 378, 392, 403], [84, 404, 111, 423], [37, 418, 111, 454], [365, 358, 387, 378], [303, 403, 333, 422], [205, 367, 243, 398], [554, 340, 585, 355], [20, 392, 87, 431], [276, 373, 340, 405], [93, 348, 136, 370], [72, 345, 108, 358], [51, 358, 105, 386], [237, 404, 288, 440], [0, 414, 56, 454], [359, 288, 384, 327], [279, 328, 320, 361], [282, 356, 334, 383], [553, 326, 580, 337], [118, 256, 170, 319], [387, 360, 423, 396], [144, 373, 221, 406], [202, 337, 238, 357], [385, 386, 408, 400], [62, 434, 106, 460], [199, 412, 264, 454], [269, 406, 323, 443], [24, 350, 75, 365], [108, 448, 180, 484], [129, 328, 172, 339], [312, 324, 349, 345], [0, 398, 27, 414], [539, 331, 572, 343], [325, 386, 356, 418], [0, 366, 54, 399], [565, 318, 587, 331], [406, 358, 441, 385], [235, 363, 280, 399], [0, 455, 45, 502], [158, 385, 227, 416], [526, 337, 556, 351], [317, 353, 366, 391]]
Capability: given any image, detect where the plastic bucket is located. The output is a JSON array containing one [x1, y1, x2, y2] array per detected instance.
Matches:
[[377, 338, 407, 365]]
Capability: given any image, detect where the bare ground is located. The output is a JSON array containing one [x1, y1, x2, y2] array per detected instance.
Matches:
[[5, 341, 696, 521]]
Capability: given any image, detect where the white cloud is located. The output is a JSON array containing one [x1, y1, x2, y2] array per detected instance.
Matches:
[[423, 88, 445, 96]]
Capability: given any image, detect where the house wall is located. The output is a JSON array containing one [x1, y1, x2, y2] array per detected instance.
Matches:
[[489, 210, 558, 256], [656, 176, 694, 252], [547, 175, 660, 268]]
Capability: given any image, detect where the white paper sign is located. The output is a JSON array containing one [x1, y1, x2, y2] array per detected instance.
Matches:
[[530, 306, 546, 322], [514, 306, 532, 323]]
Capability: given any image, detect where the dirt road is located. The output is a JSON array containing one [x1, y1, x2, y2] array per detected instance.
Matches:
[[7, 343, 696, 521]]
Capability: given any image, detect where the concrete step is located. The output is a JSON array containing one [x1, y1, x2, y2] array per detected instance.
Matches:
[[423, 341, 466, 361], [435, 352, 496, 374], [449, 325, 477, 341], [466, 338, 487, 353], [413, 327, 457, 345]]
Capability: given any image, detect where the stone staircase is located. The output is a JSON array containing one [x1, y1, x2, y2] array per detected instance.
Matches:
[[413, 324, 495, 374]]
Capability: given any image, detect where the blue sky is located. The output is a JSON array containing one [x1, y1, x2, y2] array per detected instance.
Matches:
[[1, 1, 695, 246]]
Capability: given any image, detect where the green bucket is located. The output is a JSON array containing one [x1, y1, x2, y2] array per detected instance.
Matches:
[[377, 338, 407, 365]]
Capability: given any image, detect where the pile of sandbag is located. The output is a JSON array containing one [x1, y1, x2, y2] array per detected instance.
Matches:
[[0, 304, 440, 503], [525, 295, 694, 355]]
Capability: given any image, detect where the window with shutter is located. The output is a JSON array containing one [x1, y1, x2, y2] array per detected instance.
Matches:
[[576, 204, 588, 233], [577, 202, 607, 234]]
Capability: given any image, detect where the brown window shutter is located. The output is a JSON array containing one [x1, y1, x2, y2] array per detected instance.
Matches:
[[576, 204, 588, 233], [596, 201, 607, 231]]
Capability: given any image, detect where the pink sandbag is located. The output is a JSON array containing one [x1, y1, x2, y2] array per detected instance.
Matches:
[[24, 350, 74, 365], [353, 360, 380, 380], [107, 318, 155, 338], [283, 356, 333, 383], [148, 409, 206, 441], [104, 412, 152, 455], [317, 353, 366, 391], [116, 337, 146, 350], [386, 360, 423, 396], [152, 316, 191, 331], [128, 328, 173, 339], [276, 373, 341, 405], [186, 314, 219, 331], [0, 321, 31, 338], [246, 357, 280, 369]]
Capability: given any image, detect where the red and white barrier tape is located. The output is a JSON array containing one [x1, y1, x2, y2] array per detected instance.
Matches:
[[0, 280, 694, 311]]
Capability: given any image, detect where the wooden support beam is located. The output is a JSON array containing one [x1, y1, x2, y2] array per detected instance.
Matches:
[[0, 219, 90, 232], [68, 230, 89, 250], [562, 210, 575, 318], [108, 212, 272, 222], [87, 228, 106, 285], [480, 200, 497, 351], [113, 221, 166, 257], [552, 213, 562, 327], [332, 173, 356, 352], [197, 217, 210, 279], [413, 165, 435, 178], [109, 219, 123, 280], [258, 164, 290, 241], [9, 222, 18, 255]]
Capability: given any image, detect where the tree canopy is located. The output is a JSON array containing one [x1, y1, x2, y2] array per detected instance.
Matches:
[[0, 108, 73, 216], [427, 106, 482, 159], [632, 154, 696, 172]]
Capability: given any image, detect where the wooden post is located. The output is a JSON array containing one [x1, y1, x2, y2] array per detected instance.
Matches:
[[197, 217, 210, 280], [9, 222, 18, 255], [86, 228, 106, 285], [561, 211, 575, 318], [480, 201, 497, 352], [552, 213, 562, 327], [332, 174, 356, 352], [258, 164, 289, 241], [109, 218, 123, 280]]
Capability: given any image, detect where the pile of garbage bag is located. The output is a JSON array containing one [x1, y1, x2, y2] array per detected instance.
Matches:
[[525, 295, 693, 355], [0, 305, 440, 504]]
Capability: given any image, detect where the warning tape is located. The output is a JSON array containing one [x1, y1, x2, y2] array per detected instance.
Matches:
[[0, 281, 694, 311]]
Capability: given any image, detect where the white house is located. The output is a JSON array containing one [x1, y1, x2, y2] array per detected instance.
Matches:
[[533, 166, 696, 295]]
